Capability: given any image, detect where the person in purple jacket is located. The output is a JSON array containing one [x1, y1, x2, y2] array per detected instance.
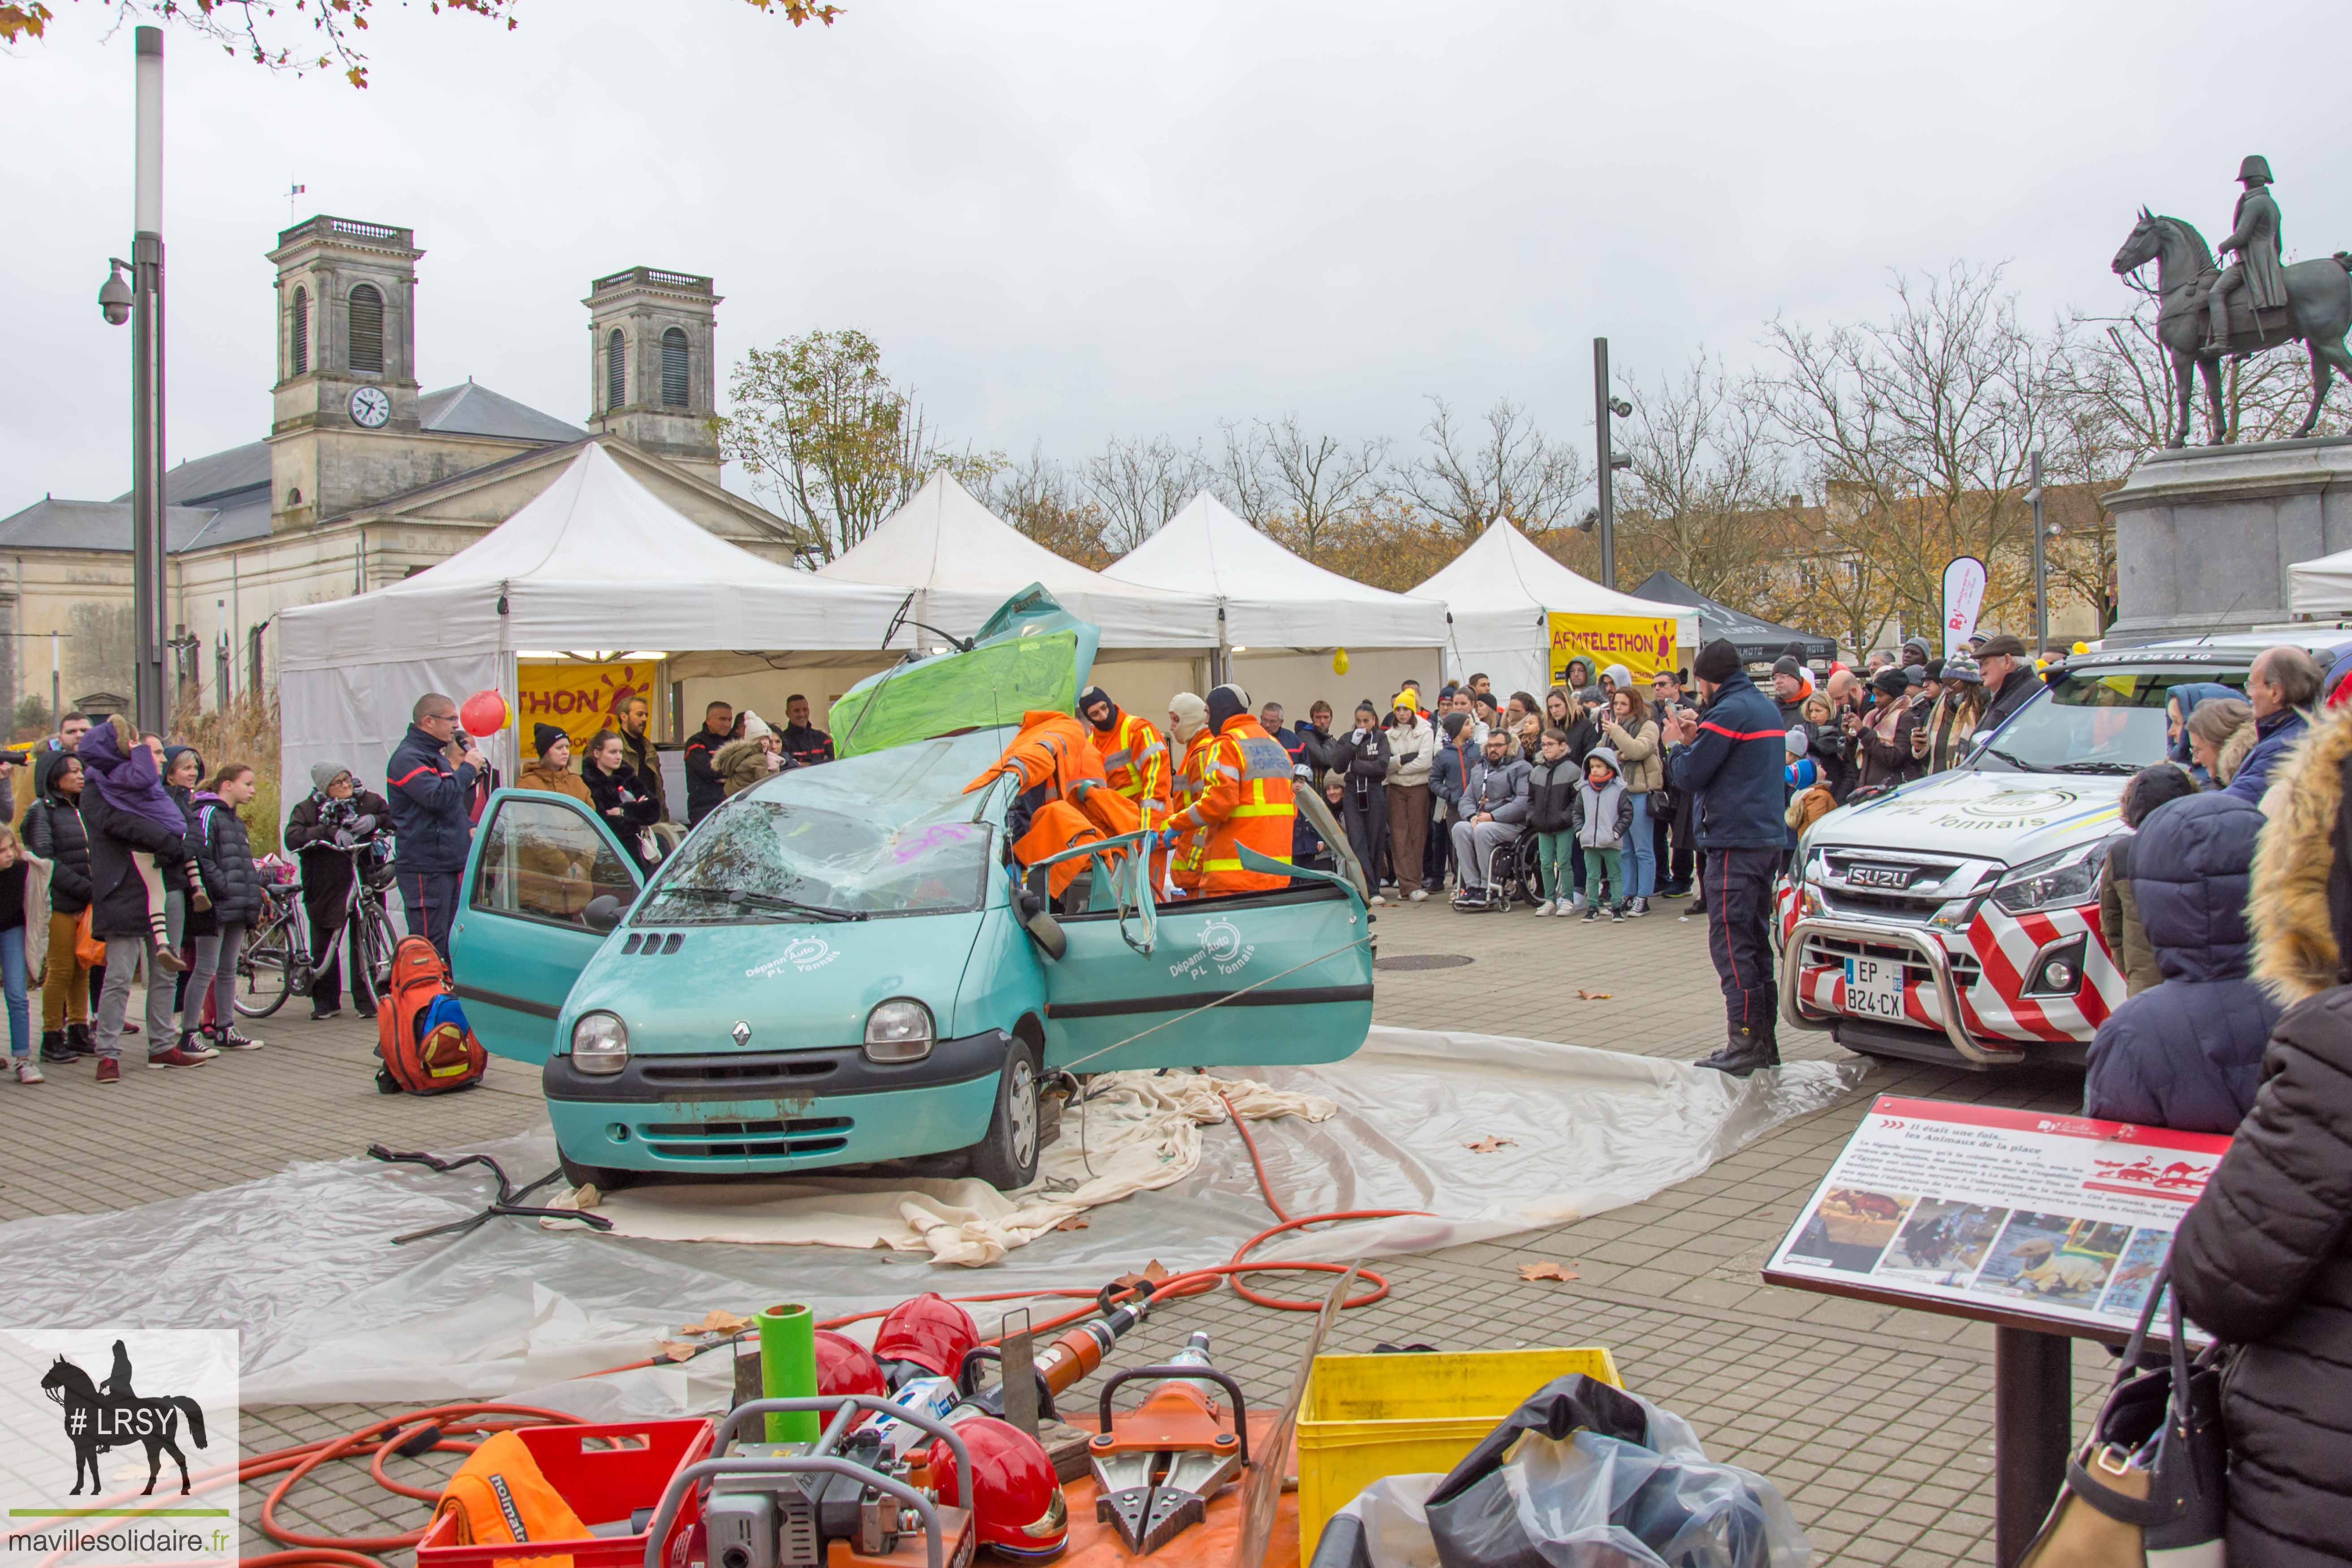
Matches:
[[75, 717, 195, 973]]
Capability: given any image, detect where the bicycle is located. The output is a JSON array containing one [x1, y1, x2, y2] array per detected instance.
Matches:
[[236, 843, 399, 1018]]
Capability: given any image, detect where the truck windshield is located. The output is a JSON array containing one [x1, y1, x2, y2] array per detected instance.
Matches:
[[636, 728, 1012, 923], [1977, 670, 2240, 775]]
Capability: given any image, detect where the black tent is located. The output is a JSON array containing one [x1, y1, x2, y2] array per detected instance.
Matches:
[[1630, 570, 1838, 666]]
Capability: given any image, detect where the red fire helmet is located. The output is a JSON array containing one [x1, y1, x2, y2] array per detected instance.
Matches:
[[812, 1330, 887, 1401], [928, 1417, 1068, 1560], [873, 1292, 980, 1381]]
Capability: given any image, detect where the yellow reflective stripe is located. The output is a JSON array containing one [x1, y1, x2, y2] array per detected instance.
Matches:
[[1202, 855, 1292, 871], [1228, 804, 1291, 818]]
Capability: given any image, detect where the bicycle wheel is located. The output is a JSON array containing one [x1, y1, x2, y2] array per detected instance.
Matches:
[[236, 919, 295, 1018], [359, 902, 398, 996]]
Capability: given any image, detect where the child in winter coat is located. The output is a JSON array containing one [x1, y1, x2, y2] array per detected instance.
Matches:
[[75, 715, 195, 970], [1525, 728, 1580, 916], [1571, 745, 1635, 921]]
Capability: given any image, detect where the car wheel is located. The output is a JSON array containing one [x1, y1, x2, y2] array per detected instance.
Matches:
[[965, 1038, 1042, 1191], [559, 1149, 636, 1195]]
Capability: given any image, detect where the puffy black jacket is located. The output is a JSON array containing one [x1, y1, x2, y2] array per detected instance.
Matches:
[[23, 753, 91, 914], [681, 726, 732, 826], [2083, 792, 2279, 1132], [1665, 671, 1788, 849], [187, 791, 265, 927], [386, 724, 479, 875], [2172, 986, 2352, 1564], [83, 790, 186, 941], [585, 757, 661, 874], [1526, 758, 1579, 834]]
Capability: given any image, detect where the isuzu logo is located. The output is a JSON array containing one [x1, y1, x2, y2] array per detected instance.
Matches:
[[1846, 864, 1920, 891]]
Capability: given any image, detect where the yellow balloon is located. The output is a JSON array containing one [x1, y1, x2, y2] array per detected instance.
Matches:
[[1332, 648, 1350, 675], [2072, 640, 2090, 655]]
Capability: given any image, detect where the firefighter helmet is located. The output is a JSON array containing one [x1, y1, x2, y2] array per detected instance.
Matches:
[[927, 1417, 1068, 1560], [873, 1292, 980, 1383], [811, 1330, 887, 1401]]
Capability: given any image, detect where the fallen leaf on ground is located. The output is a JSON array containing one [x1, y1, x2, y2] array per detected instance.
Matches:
[[1109, 1260, 1172, 1295], [1465, 1135, 1516, 1153], [1577, 989, 1612, 1001], [657, 1340, 700, 1362], [1054, 1216, 1090, 1231], [678, 1309, 753, 1336], [1517, 1262, 1580, 1283]]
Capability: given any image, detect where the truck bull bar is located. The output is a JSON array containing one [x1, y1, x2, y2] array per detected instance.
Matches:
[[1779, 915, 2026, 1068]]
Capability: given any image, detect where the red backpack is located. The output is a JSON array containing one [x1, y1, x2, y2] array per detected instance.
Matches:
[[375, 936, 488, 1095]]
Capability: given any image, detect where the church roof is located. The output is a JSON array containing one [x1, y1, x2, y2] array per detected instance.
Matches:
[[0, 496, 242, 554], [418, 381, 587, 443], [110, 439, 271, 508]]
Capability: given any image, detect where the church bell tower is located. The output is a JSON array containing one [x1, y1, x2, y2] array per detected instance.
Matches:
[[585, 267, 722, 484], [265, 215, 424, 531]]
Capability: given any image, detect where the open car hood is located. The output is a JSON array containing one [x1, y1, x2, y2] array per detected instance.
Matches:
[[830, 585, 1102, 758]]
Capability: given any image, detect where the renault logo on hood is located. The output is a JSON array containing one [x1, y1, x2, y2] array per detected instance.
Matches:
[[731, 1020, 753, 1047]]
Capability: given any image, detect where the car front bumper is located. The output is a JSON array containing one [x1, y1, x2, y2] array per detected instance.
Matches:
[[544, 1028, 1009, 1173]]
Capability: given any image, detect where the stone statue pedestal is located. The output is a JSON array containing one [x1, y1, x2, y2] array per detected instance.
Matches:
[[2107, 435, 2352, 645]]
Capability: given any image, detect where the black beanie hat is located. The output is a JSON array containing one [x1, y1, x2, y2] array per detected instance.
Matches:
[[1771, 655, 1803, 679], [1206, 683, 1249, 733], [533, 723, 566, 758], [1441, 711, 1469, 740], [1873, 667, 1910, 698], [1693, 639, 1740, 684], [1077, 685, 1117, 731]]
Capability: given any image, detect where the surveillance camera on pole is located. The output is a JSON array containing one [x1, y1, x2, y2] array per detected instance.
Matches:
[[103, 27, 170, 734], [1594, 340, 1629, 589]]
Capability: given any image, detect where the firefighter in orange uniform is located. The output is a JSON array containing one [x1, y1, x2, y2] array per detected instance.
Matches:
[[1079, 686, 1170, 830], [1158, 693, 1213, 893], [1159, 685, 1295, 896], [961, 710, 1140, 900]]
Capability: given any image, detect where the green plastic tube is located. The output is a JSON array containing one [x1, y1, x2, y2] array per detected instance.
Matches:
[[758, 1302, 821, 1443]]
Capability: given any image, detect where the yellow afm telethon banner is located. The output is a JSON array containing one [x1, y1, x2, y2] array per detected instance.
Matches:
[[1547, 613, 1679, 686], [516, 660, 658, 749]]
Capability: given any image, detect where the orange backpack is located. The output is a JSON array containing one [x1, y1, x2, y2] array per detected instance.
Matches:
[[375, 936, 488, 1095]]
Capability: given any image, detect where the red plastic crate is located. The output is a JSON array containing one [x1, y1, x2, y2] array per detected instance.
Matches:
[[416, 1417, 715, 1568]]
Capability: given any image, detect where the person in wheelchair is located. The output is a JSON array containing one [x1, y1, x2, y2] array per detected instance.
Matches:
[[1450, 728, 1530, 912]]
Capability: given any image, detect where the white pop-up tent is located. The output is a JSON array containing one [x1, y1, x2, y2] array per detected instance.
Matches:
[[2292, 545, 2352, 616], [1411, 519, 1702, 695], [1105, 493, 1451, 715], [275, 443, 908, 821], [818, 473, 1222, 714]]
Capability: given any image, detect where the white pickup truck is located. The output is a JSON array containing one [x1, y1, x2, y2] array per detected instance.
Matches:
[[1778, 630, 2345, 1069]]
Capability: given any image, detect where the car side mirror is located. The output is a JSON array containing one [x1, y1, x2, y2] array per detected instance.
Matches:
[[582, 894, 623, 932], [1016, 886, 1066, 961], [1970, 731, 1994, 747]]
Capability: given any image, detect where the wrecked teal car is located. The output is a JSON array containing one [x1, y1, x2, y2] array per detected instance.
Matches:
[[450, 588, 1374, 1192]]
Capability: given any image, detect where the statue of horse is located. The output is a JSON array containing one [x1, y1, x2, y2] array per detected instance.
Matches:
[[39, 1355, 209, 1497], [2111, 208, 2352, 448]]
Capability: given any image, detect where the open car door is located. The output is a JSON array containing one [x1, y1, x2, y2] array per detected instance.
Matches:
[[450, 788, 644, 1063], [1034, 842, 1374, 1075]]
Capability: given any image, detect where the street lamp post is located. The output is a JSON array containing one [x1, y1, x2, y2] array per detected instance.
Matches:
[[2027, 449, 2049, 654], [98, 26, 169, 735], [1591, 338, 1634, 591]]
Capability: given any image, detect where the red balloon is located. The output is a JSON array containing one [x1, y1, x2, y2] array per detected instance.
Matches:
[[459, 689, 509, 737]]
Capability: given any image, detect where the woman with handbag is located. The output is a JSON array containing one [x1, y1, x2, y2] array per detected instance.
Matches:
[[583, 728, 663, 878], [2167, 691, 2352, 1565]]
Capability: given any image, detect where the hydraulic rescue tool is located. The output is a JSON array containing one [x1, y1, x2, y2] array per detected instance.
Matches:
[[1086, 1335, 1251, 1555]]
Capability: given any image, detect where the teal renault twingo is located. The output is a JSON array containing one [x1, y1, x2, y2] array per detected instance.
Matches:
[[449, 588, 1375, 1193]]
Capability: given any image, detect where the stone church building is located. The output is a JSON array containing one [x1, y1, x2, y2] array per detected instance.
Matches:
[[0, 215, 797, 721]]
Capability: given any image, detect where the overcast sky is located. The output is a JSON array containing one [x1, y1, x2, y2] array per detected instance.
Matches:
[[8, 0, 2350, 507]]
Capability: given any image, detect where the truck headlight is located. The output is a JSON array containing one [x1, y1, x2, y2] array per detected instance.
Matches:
[[571, 1011, 629, 1074], [1990, 843, 2106, 915], [864, 999, 934, 1064]]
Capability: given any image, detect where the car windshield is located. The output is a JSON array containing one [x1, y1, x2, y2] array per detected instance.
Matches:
[[1977, 669, 2245, 775], [636, 728, 1013, 924]]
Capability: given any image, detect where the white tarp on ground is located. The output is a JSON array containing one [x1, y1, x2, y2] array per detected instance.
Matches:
[[274, 445, 905, 823], [0, 1029, 1861, 1412], [819, 475, 1220, 652], [1410, 521, 1702, 695]]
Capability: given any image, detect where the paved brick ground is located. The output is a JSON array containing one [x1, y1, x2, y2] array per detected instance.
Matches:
[[1, 895, 2104, 1566]]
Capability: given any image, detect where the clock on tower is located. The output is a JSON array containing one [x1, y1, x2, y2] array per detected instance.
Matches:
[[349, 385, 392, 428]]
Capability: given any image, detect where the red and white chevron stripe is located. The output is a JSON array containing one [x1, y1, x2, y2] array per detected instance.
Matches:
[[1790, 899, 2121, 1049]]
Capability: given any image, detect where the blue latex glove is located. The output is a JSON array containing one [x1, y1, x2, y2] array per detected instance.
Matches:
[[1155, 827, 1183, 849]]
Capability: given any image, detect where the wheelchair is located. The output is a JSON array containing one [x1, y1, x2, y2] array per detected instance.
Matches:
[[1455, 829, 1547, 913]]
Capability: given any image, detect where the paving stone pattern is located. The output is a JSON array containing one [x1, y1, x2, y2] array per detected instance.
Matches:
[[1, 896, 2106, 1566]]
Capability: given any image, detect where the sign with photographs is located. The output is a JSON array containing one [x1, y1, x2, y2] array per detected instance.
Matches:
[[1763, 1096, 2231, 1337]]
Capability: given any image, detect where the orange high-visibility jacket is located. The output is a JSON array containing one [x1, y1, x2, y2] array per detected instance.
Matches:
[[970, 711, 1142, 897], [1169, 715, 1295, 894], [1162, 729, 1215, 891], [1088, 711, 1170, 827], [964, 710, 1106, 798]]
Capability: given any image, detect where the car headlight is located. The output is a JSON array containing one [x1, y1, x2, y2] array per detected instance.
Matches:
[[864, 999, 935, 1064], [1990, 843, 2106, 915], [570, 1011, 629, 1074]]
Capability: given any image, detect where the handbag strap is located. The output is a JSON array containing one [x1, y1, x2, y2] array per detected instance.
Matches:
[[2063, 1449, 2174, 1527]]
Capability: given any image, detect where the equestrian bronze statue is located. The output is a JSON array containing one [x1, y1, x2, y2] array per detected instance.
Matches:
[[2111, 155, 2352, 448]]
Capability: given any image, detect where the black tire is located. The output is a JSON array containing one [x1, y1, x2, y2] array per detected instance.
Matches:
[[1516, 851, 1546, 909], [236, 922, 294, 1018], [558, 1149, 637, 1194], [358, 904, 398, 997], [965, 1038, 1042, 1191]]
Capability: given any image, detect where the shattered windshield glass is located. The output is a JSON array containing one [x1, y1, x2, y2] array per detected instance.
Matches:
[[637, 728, 1013, 923]]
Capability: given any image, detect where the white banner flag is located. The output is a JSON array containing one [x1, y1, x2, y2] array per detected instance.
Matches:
[[1941, 556, 1988, 657]]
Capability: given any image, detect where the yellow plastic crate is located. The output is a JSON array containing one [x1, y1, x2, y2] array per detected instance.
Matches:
[[1296, 1346, 1622, 1557]]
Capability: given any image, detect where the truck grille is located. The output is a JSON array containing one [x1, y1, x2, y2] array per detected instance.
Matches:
[[1809, 849, 1995, 929], [1800, 931, 1981, 991]]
